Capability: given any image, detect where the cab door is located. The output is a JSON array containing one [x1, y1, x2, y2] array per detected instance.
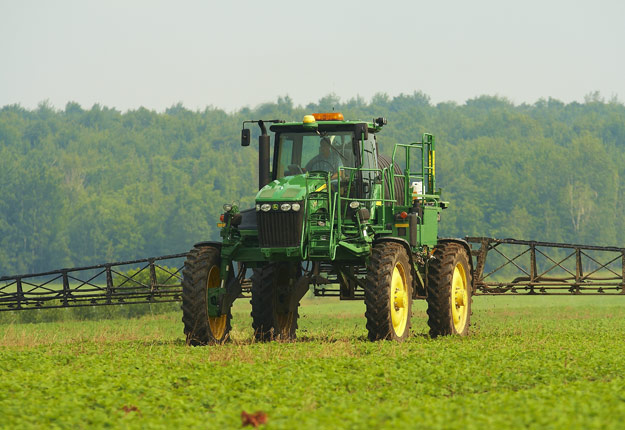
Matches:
[[353, 135, 378, 199]]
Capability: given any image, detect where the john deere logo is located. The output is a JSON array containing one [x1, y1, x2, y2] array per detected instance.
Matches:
[[272, 204, 278, 211]]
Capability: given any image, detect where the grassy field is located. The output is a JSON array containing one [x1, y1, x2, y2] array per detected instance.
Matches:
[[1, 296, 625, 429]]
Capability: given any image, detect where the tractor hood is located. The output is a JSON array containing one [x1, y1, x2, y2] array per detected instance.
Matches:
[[255, 174, 326, 202]]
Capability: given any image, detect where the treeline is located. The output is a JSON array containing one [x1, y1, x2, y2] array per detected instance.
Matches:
[[1, 93, 624, 275]]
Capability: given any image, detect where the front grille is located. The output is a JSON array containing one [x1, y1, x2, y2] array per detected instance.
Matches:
[[257, 209, 304, 248]]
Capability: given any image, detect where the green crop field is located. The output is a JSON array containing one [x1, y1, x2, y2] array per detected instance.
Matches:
[[1, 296, 625, 429]]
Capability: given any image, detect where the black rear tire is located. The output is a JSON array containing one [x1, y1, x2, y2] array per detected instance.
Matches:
[[364, 242, 413, 341], [181, 246, 232, 345], [250, 262, 301, 341], [426, 242, 472, 337]]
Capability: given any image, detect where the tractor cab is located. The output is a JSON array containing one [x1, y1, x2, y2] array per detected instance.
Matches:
[[269, 113, 382, 203], [234, 113, 387, 260]]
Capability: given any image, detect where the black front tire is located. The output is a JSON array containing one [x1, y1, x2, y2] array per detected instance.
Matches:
[[250, 262, 300, 341], [181, 246, 232, 345]]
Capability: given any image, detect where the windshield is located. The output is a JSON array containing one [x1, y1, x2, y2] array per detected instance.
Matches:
[[275, 132, 356, 179]]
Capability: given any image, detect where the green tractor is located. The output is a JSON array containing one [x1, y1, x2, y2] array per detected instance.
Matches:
[[181, 112, 473, 344]]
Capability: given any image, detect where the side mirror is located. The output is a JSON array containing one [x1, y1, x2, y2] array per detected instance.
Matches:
[[354, 123, 369, 141], [241, 128, 250, 146]]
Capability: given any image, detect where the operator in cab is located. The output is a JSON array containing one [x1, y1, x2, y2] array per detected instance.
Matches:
[[305, 137, 343, 180]]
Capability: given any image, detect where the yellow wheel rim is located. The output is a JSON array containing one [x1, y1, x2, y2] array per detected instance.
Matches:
[[206, 265, 227, 340], [451, 262, 468, 332], [390, 262, 409, 336]]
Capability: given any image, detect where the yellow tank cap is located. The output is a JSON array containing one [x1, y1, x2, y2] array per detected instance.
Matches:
[[303, 115, 316, 123]]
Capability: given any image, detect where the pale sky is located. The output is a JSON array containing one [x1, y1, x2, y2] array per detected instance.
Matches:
[[1, 0, 623, 112]]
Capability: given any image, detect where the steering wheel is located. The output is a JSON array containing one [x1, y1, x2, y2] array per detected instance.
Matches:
[[306, 160, 334, 173], [287, 164, 305, 175]]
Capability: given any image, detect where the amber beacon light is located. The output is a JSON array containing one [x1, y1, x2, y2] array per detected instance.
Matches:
[[311, 112, 344, 121]]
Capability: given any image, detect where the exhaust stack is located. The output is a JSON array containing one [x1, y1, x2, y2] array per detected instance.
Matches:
[[241, 119, 284, 190], [258, 120, 270, 190]]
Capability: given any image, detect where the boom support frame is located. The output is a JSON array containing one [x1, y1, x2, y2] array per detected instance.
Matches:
[[467, 237, 625, 295], [0, 254, 187, 311]]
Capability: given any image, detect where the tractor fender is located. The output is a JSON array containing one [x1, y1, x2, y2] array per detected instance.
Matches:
[[372, 236, 418, 272], [435, 237, 475, 276], [192, 241, 228, 267], [373, 237, 413, 259], [193, 241, 222, 250]]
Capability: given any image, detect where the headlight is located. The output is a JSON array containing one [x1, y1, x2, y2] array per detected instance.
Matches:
[[255, 204, 261, 211], [317, 221, 326, 227], [223, 204, 233, 212], [260, 204, 271, 212], [280, 203, 291, 211], [349, 201, 360, 209], [292, 203, 301, 212]]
